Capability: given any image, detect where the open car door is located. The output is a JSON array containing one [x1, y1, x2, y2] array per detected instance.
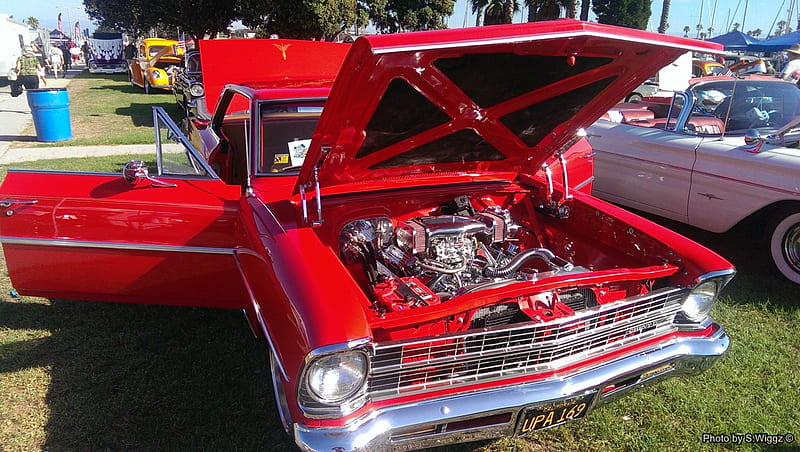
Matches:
[[0, 107, 247, 308]]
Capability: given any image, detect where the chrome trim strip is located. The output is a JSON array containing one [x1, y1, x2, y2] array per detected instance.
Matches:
[[694, 268, 736, 285], [573, 176, 594, 191], [293, 326, 729, 452], [0, 236, 235, 255], [4, 169, 219, 181], [232, 249, 289, 381]]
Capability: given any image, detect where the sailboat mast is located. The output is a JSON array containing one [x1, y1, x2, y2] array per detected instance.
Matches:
[[741, 0, 748, 31], [698, 0, 705, 37]]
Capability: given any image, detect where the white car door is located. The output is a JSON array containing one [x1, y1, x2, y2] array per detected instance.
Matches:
[[589, 120, 701, 224]]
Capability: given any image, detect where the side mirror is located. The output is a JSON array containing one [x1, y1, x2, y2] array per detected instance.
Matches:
[[123, 159, 176, 188], [743, 129, 764, 153]]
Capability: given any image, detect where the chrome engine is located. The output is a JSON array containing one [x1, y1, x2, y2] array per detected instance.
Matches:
[[339, 202, 579, 313]]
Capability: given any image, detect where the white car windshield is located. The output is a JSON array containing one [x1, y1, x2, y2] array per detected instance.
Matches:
[[694, 80, 800, 133]]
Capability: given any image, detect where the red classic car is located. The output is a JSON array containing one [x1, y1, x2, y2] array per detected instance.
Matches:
[[0, 21, 733, 451]]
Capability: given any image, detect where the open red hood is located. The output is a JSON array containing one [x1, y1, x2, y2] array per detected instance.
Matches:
[[296, 20, 722, 192], [199, 38, 350, 114]]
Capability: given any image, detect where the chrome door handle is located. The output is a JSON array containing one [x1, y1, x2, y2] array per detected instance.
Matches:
[[0, 199, 38, 216], [0, 199, 38, 208]]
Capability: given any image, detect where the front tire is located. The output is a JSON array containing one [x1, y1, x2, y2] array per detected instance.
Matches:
[[768, 209, 800, 284]]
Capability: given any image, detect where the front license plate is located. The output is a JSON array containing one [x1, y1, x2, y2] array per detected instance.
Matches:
[[517, 391, 596, 435]]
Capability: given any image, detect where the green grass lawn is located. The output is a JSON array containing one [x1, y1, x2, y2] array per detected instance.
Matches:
[[15, 70, 182, 148], [0, 105, 798, 449]]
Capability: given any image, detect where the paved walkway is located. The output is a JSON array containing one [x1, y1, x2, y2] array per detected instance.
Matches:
[[0, 63, 145, 164]]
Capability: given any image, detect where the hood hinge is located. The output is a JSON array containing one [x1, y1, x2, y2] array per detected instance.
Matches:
[[300, 146, 330, 227]]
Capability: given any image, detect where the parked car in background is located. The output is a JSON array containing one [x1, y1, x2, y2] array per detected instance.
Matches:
[[87, 32, 127, 74], [625, 51, 692, 102], [129, 38, 183, 93], [692, 58, 726, 77], [589, 75, 800, 284], [173, 50, 207, 119], [728, 56, 774, 74], [625, 78, 659, 102], [0, 22, 734, 451]]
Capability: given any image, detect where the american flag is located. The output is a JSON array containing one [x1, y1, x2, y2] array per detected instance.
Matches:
[[177, 32, 186, 52], [57, 13, 62, 31]]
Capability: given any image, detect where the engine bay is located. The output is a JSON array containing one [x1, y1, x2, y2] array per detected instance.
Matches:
[[338, 194, 610, 318]]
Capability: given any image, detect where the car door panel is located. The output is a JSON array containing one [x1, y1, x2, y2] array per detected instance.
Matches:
[[0, 170, 248, 308], [590, 121, 699, 223], [691, 137, 800, 232]]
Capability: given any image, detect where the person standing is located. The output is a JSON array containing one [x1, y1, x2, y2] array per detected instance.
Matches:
[[49, 46, 64, 78], [81, 40, 90, 63], [780, 44, 800, 84], [61, 44, 72, 71], [11, 46, 42, 97]]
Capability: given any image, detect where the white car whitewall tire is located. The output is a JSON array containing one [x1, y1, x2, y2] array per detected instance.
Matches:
[[768, 209, 800, 284]]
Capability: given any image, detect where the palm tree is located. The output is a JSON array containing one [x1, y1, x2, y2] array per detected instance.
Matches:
[[24, 16, 39, 29], [485, 0, 518, 25], [683, 25, 690, 37], [580, 0, 590, 21], [696, 23, 703, 38], [732, 23, 740, 32], [471, 0, 488, 26], [565, 0, 578, 18], [526, 0, 562, 21], [657, 0, 670, 34]]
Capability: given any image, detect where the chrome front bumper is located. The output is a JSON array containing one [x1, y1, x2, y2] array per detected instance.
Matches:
[[294, 326, 729, 452]]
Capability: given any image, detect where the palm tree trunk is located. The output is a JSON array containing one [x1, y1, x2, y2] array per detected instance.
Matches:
[[503, 0, 515, 23], [566, 0, 578, 18], [580, 0, 590, 20], [658, 0, 671, 33]]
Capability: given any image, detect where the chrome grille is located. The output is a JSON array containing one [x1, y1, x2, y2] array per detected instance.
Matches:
[[369, 287, 686, 401]]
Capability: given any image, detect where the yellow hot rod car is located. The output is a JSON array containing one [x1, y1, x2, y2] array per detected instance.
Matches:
[[129, 38, 184, 94]]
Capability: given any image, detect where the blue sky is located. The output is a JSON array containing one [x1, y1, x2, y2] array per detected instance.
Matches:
[[1, 0, 785, 39], [448, 0, 785, 37], [2, 0, 92, 34]]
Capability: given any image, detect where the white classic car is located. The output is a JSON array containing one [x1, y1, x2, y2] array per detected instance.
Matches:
[[588, 76, 800, 284]]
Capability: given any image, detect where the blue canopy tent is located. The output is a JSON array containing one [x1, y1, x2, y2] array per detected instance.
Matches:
[[708, 31, 761, 51], [747, 30, 800, 52]]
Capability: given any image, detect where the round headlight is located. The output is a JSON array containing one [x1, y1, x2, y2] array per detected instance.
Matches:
[[189, 84, 204, 97], [681, 280, 718, 321], [306, 351, 368, 403], [151, 71, 162, 79]]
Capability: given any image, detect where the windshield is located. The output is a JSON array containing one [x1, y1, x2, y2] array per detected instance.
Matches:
[[257, 104, 324, 174], [186, 52, 201, 73], [693, 79, 800, 133], [148, 45, 170, 58]]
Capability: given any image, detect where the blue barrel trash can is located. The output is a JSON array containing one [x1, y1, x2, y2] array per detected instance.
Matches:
[[26, 88, 73, 142]]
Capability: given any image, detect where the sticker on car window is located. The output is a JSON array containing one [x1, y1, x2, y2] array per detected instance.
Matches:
[[289, 139, 311, 166]]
